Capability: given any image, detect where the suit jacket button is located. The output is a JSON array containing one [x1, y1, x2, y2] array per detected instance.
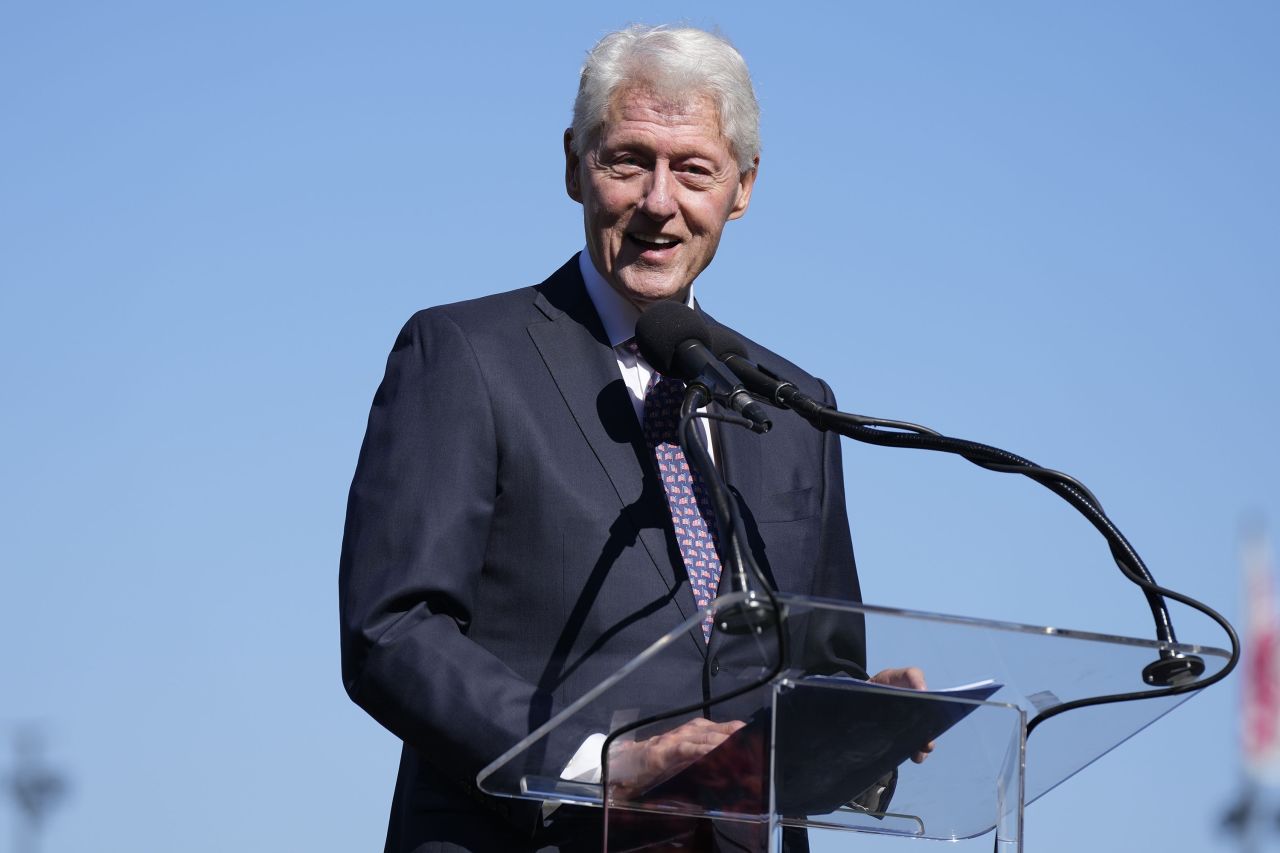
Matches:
[[709, 656, 721, 676]]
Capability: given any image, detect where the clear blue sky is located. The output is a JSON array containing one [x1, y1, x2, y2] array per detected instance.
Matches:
[[1, 3, 1276, 851]]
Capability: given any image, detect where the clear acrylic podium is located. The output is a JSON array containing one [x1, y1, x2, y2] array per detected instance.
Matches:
[[477, 592, 1230, 852]]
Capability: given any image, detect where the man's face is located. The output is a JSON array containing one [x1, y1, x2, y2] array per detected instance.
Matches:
[[565, 87, 757, 307]]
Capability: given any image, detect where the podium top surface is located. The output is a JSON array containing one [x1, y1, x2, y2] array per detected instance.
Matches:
[[476, 592, 1230, 840]]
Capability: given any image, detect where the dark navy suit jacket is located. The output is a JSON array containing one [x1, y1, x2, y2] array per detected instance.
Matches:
[[339, 257, 862, 852]]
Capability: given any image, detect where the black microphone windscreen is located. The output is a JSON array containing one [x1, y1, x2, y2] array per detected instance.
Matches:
[[706, 324, 747, 359], [634, 301, 710, 376]]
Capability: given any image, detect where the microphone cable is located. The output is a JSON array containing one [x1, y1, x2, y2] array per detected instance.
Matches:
[[798, 406, 1239, 732]]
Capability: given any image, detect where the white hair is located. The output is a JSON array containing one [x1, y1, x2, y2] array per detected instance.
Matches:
[[571, 25, 760, 173]]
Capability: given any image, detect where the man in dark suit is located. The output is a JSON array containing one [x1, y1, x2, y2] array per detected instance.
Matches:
[[339, 24, 912, 852]]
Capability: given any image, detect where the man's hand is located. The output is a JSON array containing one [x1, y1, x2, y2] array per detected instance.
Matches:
[[606, 717, 746, 800], [869, 666, 935, 763]]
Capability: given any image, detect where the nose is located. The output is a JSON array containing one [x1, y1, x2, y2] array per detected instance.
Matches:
[[639, 161, 678, 220]]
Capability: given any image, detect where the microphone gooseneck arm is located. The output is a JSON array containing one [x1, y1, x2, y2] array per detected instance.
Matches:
[[597, 387, 784, 795], [833, 413, 1178, 645], [677, 387, 778, 635], [725, 353, 1179, 645], [715, 346, 1238, 723]]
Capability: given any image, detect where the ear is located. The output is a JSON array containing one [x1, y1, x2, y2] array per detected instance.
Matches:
[[727, 156, 759, 221], [564, 129, 582, 203]]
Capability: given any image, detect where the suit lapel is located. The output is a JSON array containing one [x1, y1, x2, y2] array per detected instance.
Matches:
[[527, 259, 705, 655]]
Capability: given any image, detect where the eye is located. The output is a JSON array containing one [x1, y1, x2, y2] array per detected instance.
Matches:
[[676, 159, 718, 180]]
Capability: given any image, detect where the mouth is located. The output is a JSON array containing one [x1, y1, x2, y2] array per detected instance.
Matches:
[[626, 232, 682, 255]]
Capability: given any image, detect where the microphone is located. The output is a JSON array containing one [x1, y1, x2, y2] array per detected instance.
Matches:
[[635, 303, 772, 433], [705, 325, 832, 427]]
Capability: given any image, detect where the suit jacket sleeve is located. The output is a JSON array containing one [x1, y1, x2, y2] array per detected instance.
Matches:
[[338, 308, 589, 831]]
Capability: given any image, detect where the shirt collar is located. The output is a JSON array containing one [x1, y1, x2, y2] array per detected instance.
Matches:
[[578, 249, 697, 348]]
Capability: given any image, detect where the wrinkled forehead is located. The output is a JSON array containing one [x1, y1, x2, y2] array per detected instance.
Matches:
[[602, 83, 726, 138]]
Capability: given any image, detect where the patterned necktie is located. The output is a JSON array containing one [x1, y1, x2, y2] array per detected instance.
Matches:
[[638, 361, 724, 642]]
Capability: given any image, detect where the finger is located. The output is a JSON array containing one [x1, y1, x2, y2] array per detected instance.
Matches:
[[901, 667, 927, 690], [654, 733, 720, 764], [870, 666, 928, 690], [911, 740, 936, 764], [681, 717, 717, 730], [683, 718, 745, 734]]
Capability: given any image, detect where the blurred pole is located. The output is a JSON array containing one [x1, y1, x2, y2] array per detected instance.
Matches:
[[1220, 779, 1259, 853], [5, 726, 69, 853]]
